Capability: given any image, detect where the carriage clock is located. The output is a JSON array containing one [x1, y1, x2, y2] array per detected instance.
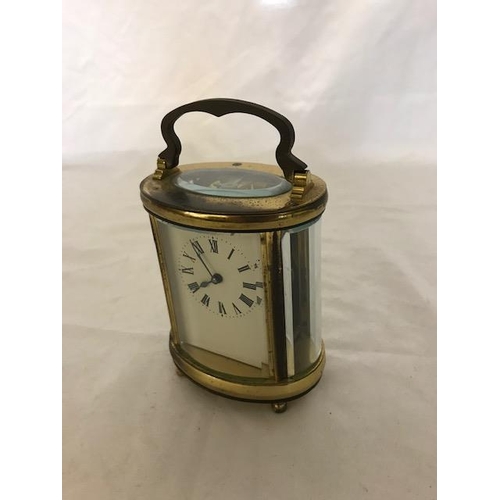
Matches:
[[140, 98, 328, 412]]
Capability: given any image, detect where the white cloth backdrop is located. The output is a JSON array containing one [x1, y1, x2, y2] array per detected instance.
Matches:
[[63, 1, 436, 499]]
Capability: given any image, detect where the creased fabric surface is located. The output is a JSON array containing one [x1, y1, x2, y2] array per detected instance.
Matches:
[[63, 0, 435, 498]]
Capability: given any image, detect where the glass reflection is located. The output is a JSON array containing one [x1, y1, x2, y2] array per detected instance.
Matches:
[[282, 219, 322, 376]]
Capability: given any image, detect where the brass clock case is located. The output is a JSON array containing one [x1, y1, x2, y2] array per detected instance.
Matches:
[[141, 98, 328, 412]]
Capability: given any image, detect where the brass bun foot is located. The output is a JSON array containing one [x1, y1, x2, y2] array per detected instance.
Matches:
[[271, 402, 287, 413]]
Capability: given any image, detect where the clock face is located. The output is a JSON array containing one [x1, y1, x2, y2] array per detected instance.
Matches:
[[177, 235, 264, 319], [155, 219, 269, 369]]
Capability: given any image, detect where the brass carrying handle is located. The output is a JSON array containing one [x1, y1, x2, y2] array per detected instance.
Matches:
[[156, 98, 308, 181]]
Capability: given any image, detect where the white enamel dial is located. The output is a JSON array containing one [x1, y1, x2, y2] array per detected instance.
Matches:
[[178, 235, 264, 319], [155, 219, 269, 368]]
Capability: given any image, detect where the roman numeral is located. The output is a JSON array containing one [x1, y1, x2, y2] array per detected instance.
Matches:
[[218, 301, 227, 315], [242, 282, 257, 290], [227, 248, 235, 260], [209, 239, 218, 253], [182, 251, 196, 262], [238, 264, 251, 273], [190, 240, 204, 254], [256, 296, 263, 305], [188, 282, 200, 293], [239, 293, 254, 308], [255, 282, 264, 288], [232, 302, 242, 314], [201, 294, 210, 307], [180, 266, 194, 274]]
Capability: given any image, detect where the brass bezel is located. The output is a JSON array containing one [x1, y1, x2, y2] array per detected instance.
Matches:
[[140, 162, 327, 232]]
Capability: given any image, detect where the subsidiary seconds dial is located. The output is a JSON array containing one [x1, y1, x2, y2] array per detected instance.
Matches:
[[177, 235, 264, 318]]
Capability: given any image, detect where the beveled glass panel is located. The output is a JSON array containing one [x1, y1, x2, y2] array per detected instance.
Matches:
[[174, 167, 292, 198], [282, 219, 323, 376]]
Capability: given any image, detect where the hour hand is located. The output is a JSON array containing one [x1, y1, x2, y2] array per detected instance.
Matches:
[[200, 273, 223, 287]]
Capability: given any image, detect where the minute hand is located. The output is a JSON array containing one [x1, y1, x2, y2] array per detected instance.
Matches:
[[198, 255, 214, 278], [191, 242, 215, 278]]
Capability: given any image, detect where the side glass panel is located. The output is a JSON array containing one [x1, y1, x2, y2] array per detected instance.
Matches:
[[154, 219, 270, 380], [282, 219, 322, 377]]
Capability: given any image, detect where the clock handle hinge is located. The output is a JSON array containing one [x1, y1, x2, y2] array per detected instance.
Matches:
[[290, 170, 313, 202], [153, 157, 178, 180]]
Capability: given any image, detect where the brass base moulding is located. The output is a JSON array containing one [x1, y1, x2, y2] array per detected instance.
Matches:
[[169, 337, 326, 403]]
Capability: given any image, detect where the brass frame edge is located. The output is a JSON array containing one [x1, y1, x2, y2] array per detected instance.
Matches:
[[141, 195, 326, 232], [140, 196, 327, 232], [260, 233, 275, 379], [170, 338, 326, 402]]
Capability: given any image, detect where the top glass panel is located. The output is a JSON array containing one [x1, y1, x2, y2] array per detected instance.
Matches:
[[174, 167, 292, 198]]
